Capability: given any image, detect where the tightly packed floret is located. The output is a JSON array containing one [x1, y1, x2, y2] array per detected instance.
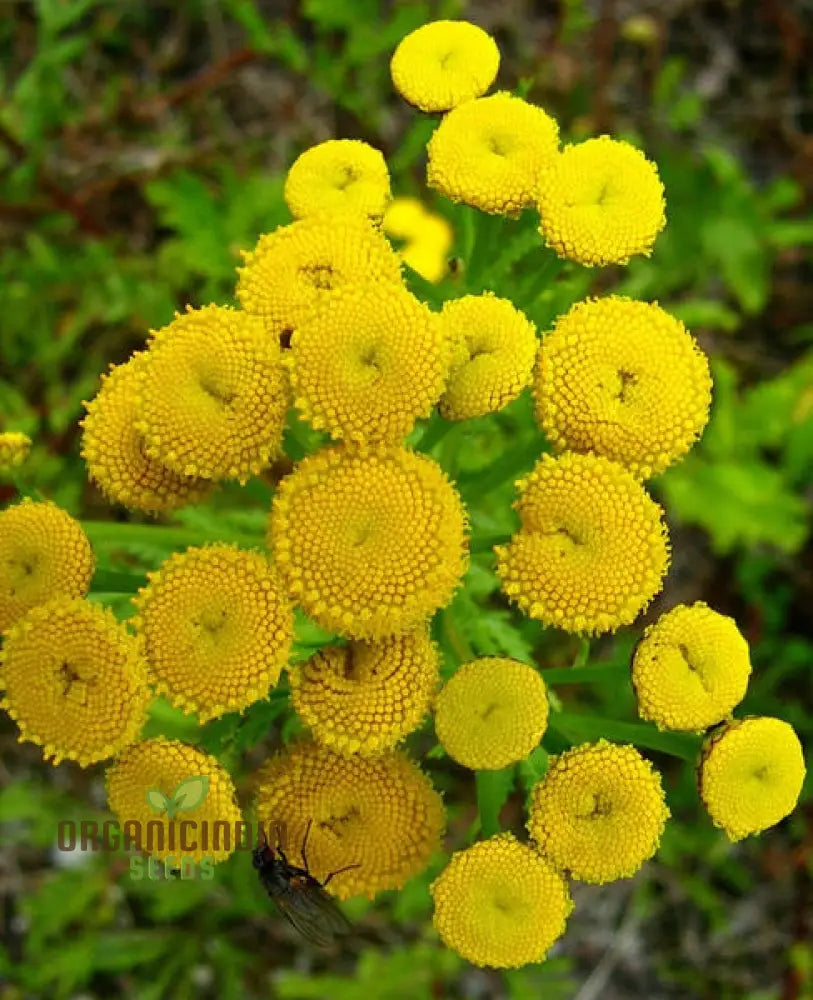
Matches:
[[268, 445, 469, 639], [382, 197, 453, 283], [290, 628, 439, 755], [289, 283, 450, 444], [81, 353, 212, 513], [428, 93, 559, 216], [440, 293, 538, 420], [134, 305, 288, 483], [106, 738, 242, 862], [527, 741, 669, 883], [632, 602, 751, 731], [254, 741, 445, 899], [284, 139, 391, 220], [132, 545, 293, 723], [431, 834, 572, 968], [536, 136, 666, 265], [237, 214, 403, 341], [699, 717, 805, 841], [391, 19, 499, 112], [496, 452, 670, 634], [434, 657, 549, 769], [0, 499, 95, 633], [0, 432, 31, 470], [535, 296, 712, 478], [0, 597, 149, 766]]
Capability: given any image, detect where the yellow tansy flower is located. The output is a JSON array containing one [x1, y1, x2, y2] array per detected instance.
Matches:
[[427, 93, 559, 216], [268, 445, 469, 639], [434, 657, 549, 770], [236, 214, 403, 342], [536, 135, 666, 265], [431, 834, 572, 969], [0, 432, 32, 470], [535, 296, 712, 478], [699, 717, 805, 841], [288, 283, 450, 444], [382, 197, 453, 284], [528, 741, 669, 883], [134, 305, 288, 484], [0, 499, 95, 634], [391, 20, 499, 113], [132, 545, 293, 723], [0, 597, 149, 766], [290, 628, 439, 755], [106, 738, 242, 863], [284, 139, 391, 220], [81, 353, 213, 513], [496, 452, 669, 635], [440, 293, 538, 420], [632, 602, 751, 731], [254, 741, 445, 899]]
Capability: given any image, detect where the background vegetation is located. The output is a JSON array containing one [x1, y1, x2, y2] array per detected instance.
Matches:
[[1, 1, 811, 998]]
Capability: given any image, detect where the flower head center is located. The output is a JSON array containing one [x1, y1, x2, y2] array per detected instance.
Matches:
[[300, 263, 336, 290]]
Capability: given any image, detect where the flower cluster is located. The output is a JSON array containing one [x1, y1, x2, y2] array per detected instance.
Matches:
[[496, 452, 670, 635], [254, 741, 444, 899], [0, 431, 31, 471], [1, 597, 149, 765], [382, 197, 453, 283], [0, 14, 804, 978], [0, 499, 95, 633], [132, 545, 294, 723], [434, 657, 549, 770]]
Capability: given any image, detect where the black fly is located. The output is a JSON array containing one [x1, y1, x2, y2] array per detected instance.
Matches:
[[253, 819, 359, 948]]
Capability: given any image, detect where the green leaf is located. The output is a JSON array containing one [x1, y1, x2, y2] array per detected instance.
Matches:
[[145, 788, 170, 814], [171, 775, 210, 812]]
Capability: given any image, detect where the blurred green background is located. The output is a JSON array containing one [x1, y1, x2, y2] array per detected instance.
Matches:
[[1, 1, 811, 998]]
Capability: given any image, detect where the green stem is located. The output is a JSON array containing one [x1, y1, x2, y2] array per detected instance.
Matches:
[[469, 533, 513, 555], [457, 436, 545, 499], [81, 521, 264, 552], [476, 769, 512, 838], [573, 637, 591, 668], [541, 663, 630, 685], [550, 712, 702, 762], [415, 411, 453, 454]]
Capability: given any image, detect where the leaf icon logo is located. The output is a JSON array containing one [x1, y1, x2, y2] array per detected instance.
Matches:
[[145, 776, 209, 818]]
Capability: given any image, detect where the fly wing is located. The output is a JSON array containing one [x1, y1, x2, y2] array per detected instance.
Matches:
[[269, 880, 351, 949]]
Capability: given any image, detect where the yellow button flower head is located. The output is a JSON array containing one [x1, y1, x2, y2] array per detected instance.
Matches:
[[0, 597, 149, 766], [632, 602, 752, 732], [391, 20, 500, 113], [0, 432, 32, 470], [81, 353, 213, 513], [528, 741, 669, 883], [289, 283, 449, 444], [434, 657, 549, 770], [269, 445, 469, 639], [237, 214, 403, 342], [699, 717, 805, 842], [535, 296, 712, 478], [440, 293, 538, 420], [431, 834, 572, 969], [132, 545, 293, 723], [427, 93, 559, 216], [254, 741, 445, 899], [106, 738, 242, 863], [285, 139, 391, 221], [536, 136, 666, 266], [496, 452, 669, 635], [134, 305, 288, 484], [0, 499, 95, 633], [382, 197, 453, 284], [290, 628, 439, 755]]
